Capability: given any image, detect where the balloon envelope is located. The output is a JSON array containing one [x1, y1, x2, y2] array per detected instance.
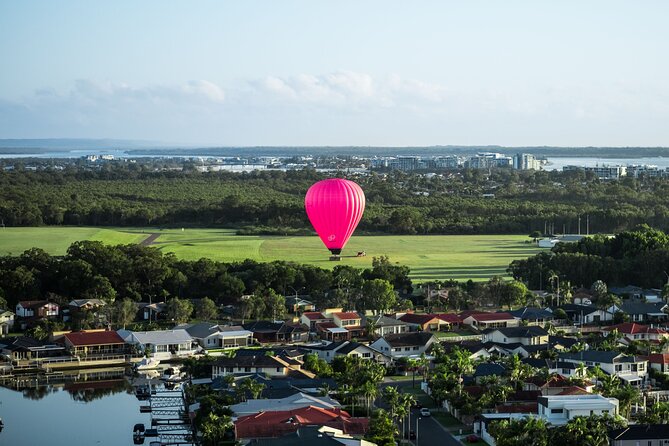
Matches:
[[305, 178, 366, 255]]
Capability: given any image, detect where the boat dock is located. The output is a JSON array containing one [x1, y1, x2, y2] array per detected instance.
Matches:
[[135, 387, 194, 445]]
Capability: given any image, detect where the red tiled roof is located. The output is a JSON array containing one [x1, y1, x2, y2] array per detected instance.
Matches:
[[63, 330, 125, 346], [557, 386, 591, 396], [604, 323, 668, 335], [399, 313, 439, 325], [467, 312, 515, 322], [234, 406, 369, 439], [333, 312, 361, 320], [302, 312, 326, 320], [647, 354, 669, 364], [315, 321, 338, 331], [435, 313, 462, 323]]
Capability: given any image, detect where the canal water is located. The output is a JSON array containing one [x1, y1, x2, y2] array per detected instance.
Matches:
[[0, 374, 153, 446]]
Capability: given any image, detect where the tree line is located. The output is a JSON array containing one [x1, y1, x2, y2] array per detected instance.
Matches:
[[0, 242, 412, 322], [3, 164, 669, 234], [508, 225, 669, 289]]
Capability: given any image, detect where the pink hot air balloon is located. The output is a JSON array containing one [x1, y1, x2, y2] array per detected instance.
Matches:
[[305, 178, 366, 256]]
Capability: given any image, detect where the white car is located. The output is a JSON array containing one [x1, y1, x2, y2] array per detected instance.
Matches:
[[419, 408, 431, 417]]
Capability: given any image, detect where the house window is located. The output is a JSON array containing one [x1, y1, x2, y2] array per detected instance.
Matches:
[[404, 347, 411, 351], [615, 365, 622, 372], [413, 346, 419, 351], [276, 367, 281, 372], [550, 409, 563, 414], [639, 363, 645, 371], [362, 353, 371, 358], [244, 367, 251, 372]]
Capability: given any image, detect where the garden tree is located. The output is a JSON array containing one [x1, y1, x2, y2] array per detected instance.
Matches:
[[303, 353, 333, 377], [591, 280, 608, 301], [486, 276, 507, 306], [613, 311, 630, 323], [552, 308, 568, 321], [361, 279, 397, 314], [637, 401, 669, 424], [212, 273, 245, 304], [166, 297, 194, 324], [0, 290, 7, 310], [239, 293, 266, 321], [240, 378, 266, 400], [503, 280, 529, 310], [260, 288, 286, 320], [550, 415, 625, 446], [363, 256, 412, 295], [365, 410, 397, 446], [196, 297, 219, 321], [446, 287, 471, 311], [595, 292, 621, 310], [488, 416, 550, 446], [397, 298, 414, 311], [529, 230, 543, 242], [83, 275, 117, 303], [0, 265, 39, 300], [506, 354, 534, 390], [608, 384, 641, 419], [200, 412, 232, 446]]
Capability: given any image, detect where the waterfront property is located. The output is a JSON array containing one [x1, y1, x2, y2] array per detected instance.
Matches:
[[122, 329, 197, 360], [62, 330, 127, 356], [177, 322, 254, 350], [0, 309, 15, 335]]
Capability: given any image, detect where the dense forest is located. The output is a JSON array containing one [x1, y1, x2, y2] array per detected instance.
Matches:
[[3, 164, 669, 234], [508, 225, 669, 289]]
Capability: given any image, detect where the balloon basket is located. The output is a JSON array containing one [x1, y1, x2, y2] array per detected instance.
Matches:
[[329, 255, 342, 261]]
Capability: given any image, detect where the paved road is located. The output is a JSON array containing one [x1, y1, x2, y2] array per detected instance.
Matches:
[[377, 381, 462, 446]]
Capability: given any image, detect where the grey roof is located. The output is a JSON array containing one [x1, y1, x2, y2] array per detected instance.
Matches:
[[558, 350, 638, 364], [230, 392, 341, 416], [177, 322, 252, 339], [507, 307, 554, 320], [619, 301, 667, 315], [549, 336, 580, 349], [483, 326, 548, 338], [214, 354, 286, 368], [474, 363, 506, 377], [248, 427, 342, 445], [609, 424, 669, 441], [303, 341, 349, 352], [383, 332, 434, 347], [559, 304, 601, 316], [365, 314, 410, 327], [334, 342, 369, 355], [130, 329, 193, 345]]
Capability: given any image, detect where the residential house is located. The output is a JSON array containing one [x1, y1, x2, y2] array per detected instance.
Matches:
[[0, 336, 67, 361], [332, 311, 364, 339], [246, 426, 376, 446], [475, 395, 618, 446], [230, 392, 341, 416], [558, 351, 648, 386], [482, 326, 549, 346], [285, 296, 315, 313], [177, 322, 254, 350], [537, 394, 618, 424], [301, 312, 331, 330], [363, 314, 410, 337], [15, 300, 59, 318], [603, 322, 669, 344], [243, 321, 309, 344], [212, 354, 313, 379], [302, 341, 391, 365], [369, 332, 435, 359], [616, 301, 669, 323], [610, 286, 663, 303], [0, 309, 15, 335], [523, 374, 595, 395], [462, 312, 518, 331], [507, 307, 555, 326], [68, 298, 107, 311], [62, 330, 127, 356], [442, 341, 494, 361], [646, 354, 669, 373], [234, 406, 369, 439], [609, 424, 669, 446], [398, 313, 448, 332], [560, 304, 614, 324], [137, 302, 166, 321], [124, 329, 197, 360]]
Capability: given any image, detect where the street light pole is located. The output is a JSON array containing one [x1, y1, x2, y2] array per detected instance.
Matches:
[[416, 417, 421, 445]]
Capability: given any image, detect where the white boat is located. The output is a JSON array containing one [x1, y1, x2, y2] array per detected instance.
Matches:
[[135, 357, 161, 371], [161, 366, 185, 383]]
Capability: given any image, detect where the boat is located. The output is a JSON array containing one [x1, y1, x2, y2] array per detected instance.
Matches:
[[161, 366, 185, 383], [0, 417, 3, 432], [133, 423, 145, 444], [135, 357, 160, 371]]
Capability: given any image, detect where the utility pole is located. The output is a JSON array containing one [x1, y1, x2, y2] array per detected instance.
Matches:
[[587, 215, 590, 235], [578, 216, 581, 235]]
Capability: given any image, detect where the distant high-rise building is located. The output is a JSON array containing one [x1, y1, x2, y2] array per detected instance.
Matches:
[[466, 152, 513, 169], [563, 165, 627, 180], [513, 153, 541, 170]]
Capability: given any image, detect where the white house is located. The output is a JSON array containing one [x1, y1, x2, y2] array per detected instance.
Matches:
[[0, 310, 15, 335], [302, 340, 391, 365], [177, 322, 253, 350], [537, 394, 618, 424], [462, 313, 519, 330], [15, 301, 59, 318], [124, 329, 197, 360], [370, 332, 435, 359], [476, 395, 618, 445], [481, 326, 549, 346], [211, 354, 291, 378], [558, 351, 648, 386], [560, 304, 614, 324], [364, 314, 410, 337]]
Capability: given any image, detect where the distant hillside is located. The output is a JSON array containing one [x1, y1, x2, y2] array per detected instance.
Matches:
[[0, 138, 168, 152]]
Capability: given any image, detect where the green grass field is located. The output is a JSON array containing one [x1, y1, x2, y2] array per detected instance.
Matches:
[[0, 227, 542, 281]]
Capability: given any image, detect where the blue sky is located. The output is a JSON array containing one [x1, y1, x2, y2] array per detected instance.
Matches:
[[1, 1, 668, 146]]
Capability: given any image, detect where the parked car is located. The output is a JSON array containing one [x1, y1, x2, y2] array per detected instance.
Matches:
[[419, 408, 431, 417]]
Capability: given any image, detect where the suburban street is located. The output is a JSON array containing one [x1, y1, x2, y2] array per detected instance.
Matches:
[[378, 380, 463, 446]]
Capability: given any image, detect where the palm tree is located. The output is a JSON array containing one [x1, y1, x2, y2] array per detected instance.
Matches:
[[200, 412, 232, 446], [361, 381, 378, 416], [598, 374, 620, 396], [399, 393, 416, 440]]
